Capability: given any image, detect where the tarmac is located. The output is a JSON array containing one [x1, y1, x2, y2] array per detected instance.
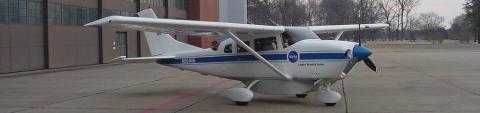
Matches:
[[1, 44, 480, 113]]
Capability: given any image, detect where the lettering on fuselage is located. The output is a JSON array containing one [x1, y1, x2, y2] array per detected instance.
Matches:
[[298, 63, 325, 66], [182, 58, 196, 64]]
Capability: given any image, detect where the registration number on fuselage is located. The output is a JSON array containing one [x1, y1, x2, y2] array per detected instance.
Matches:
[[182, 58, 196, 63]]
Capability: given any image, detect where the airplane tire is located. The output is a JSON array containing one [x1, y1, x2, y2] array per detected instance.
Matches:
[[296, 94, 308, 98], [325, 103, 336, 106], [235, 101, 249, 106]]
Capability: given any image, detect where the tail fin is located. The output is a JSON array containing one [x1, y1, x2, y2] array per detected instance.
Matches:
[[137, 9, 201, 56]]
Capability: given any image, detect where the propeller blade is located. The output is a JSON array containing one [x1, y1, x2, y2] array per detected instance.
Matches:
[[343, 57, 359, 74], [363, 58, 377, 72]]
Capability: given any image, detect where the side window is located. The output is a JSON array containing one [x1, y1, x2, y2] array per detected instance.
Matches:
[[254, 37, 277, 51], [211, 41, 219, 51], [282, 32, 293, 48], [237, 41, 250, 53], [224, 44, 232, 53]]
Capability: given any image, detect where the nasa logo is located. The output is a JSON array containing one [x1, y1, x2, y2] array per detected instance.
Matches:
[[287, 51, 299, 63]]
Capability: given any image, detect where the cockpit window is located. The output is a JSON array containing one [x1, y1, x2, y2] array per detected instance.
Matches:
[[282, 32, 293, 48], [211, 41, 219, 51], [254, 37, 277, 51], [224, 44, 232, 53], [237, 41, 250, 53]]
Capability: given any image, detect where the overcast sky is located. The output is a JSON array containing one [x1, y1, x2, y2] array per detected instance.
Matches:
[[415, 0, 466, 28]]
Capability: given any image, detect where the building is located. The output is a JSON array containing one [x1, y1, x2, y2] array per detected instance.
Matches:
[[0, 0, 225, 74]]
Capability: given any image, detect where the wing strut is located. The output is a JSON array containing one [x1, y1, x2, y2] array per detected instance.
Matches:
[[224, 30, 292, 80], [334, 31, 344, 40]]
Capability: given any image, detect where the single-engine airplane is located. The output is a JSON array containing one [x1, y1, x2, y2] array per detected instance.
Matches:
[[85, 9, 388, 106]]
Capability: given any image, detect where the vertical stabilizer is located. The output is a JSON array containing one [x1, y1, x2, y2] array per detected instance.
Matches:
[[137, 9, 201, 56], [137, 9, 159, 19]]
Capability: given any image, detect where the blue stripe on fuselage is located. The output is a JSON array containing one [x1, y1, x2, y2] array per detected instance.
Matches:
[[156, 52, 347, 64]]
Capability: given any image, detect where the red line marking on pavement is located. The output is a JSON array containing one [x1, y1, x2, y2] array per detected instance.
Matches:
[[139, 80, 231, 113]]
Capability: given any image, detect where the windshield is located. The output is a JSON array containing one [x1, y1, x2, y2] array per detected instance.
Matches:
[[283, 27, 320, 45]]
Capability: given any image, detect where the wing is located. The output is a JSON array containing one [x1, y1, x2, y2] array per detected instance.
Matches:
[[308, 24, 389, 34], [308, 24, 388, 40], [86, 15, 292, 80], [84, 16, 285, 37]]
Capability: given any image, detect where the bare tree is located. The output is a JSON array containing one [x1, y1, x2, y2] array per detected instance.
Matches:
[[450, 14, 473, 43], [275, 0, 309, 26], [464, 0, 480, 44], [396, 0, 420, 40], [418, 12, 445, 31], [359, 0, 383, 41], [247, 0, 390, 41], [379, 0, 399, 41], [319, 0, 357, 25], [305, 0, 322, 25], [417, 12, 446, 44], [407, 15, 421, 41], [247, 0, 276, 25]]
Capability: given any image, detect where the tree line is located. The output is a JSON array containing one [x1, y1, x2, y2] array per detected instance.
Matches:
[[454, 0, 480, 44], [247, 0, 452, 43]]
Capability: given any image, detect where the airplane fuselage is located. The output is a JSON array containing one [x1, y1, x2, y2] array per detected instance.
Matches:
[[157, 39, 358, 81]]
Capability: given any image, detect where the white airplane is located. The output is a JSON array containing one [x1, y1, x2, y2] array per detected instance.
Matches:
[[85, 9, 388, 106]]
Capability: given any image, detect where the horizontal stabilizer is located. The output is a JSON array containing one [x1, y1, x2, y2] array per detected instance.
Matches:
[[109, 56, 175, 63]]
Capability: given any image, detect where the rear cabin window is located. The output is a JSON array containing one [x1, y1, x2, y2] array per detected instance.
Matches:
[[254, 37, 277, 51], [224, 44, 232, 53], [237, 41, 250, 53]]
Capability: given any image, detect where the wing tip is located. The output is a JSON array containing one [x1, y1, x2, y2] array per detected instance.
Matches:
[[84, 16, 123, 27]]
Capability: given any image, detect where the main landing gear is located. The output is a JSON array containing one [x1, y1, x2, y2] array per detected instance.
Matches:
[[225, 80, 259, 106], [225, 80, 342, 107], [316, 84, 342, 106], [225, 88, 254, 106]]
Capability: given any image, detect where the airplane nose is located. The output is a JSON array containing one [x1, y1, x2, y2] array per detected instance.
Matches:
[[352, 45, 372, 60]]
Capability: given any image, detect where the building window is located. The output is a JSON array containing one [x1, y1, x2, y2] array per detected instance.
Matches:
[[63, 5, 76, 26], [141, 0, 164, 7], [88, 8, 97, 23], [76, 7, 88, 26], [48, 3, 61, 25], [170, 0, 187, 10], [103, 9, 119, 17], [0, 0, 8, 23], [103, 9, 135, 17], [9, 0, 27, 24], [27, 0, 41, 25]]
